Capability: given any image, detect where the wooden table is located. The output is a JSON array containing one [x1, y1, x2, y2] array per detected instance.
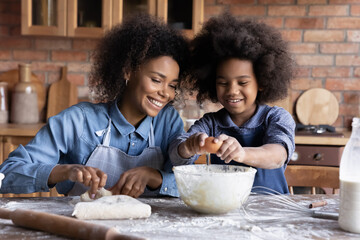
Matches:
[[0, 194, 359, 239]]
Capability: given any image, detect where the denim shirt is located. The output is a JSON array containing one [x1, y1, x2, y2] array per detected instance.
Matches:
[[0, 101, 184, 197], [169, 105, 296, 194]]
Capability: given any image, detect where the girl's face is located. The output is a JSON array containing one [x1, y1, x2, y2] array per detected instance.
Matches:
[[216, 58, 259, 126], [120, 56, 180, 126]]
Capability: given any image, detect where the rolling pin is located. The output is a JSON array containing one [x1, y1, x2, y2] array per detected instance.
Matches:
[[0, 208, 144, 240]]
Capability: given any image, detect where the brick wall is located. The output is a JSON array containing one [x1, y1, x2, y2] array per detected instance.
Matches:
[[0, 0, 96, 100], [1, 0, 359, 129], [204, 0, 360, 130]]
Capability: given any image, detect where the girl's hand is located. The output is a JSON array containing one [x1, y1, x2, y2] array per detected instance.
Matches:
[[109, 166, 162, 198], [48, 164, 107, 198], [178, 132, 208, 158], [216, 134, 246, 164]]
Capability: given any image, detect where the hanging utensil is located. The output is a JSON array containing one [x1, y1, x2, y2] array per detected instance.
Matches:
[[46, 66, 78, 119]]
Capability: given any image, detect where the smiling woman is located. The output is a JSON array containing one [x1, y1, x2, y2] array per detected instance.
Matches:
[[0, 13, 191, 200], [119, 56, 180, 126]]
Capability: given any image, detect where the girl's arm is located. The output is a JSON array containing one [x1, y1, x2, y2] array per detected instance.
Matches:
[[215, 133, 287, 169], [169, 115, 212, 166]]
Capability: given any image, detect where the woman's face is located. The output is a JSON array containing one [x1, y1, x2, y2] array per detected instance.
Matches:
[[121, 56, 180, 125], [215, 58, 259, 126]]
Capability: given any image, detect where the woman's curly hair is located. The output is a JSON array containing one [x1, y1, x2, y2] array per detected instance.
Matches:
[[189, 12, 294, 105], [90, 13, 190, 103]]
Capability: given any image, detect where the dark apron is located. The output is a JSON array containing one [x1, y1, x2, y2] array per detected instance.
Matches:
[[211, 125, 289, 194]]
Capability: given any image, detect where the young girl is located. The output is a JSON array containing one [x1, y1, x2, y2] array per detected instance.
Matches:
[[0, 14, 190, 199], [170, 12, 295, 194]]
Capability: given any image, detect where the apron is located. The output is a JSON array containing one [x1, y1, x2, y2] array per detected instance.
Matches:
[[211, 125, 289, 194], [68, 119, 164, 196]]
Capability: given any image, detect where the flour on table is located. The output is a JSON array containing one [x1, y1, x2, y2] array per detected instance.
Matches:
[[80, 187, 112, 202], [72, 195, 151, 220]]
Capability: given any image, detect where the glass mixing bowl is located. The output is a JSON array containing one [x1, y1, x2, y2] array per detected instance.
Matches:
[[174, 165, 256, 214]]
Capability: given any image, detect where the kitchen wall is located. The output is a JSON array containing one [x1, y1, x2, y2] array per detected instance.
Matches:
[[1, 0, 359, 130]]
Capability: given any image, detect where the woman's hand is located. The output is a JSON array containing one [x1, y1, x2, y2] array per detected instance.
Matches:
[[109, 166, 162, 198], [178, 132, 209, 158], [48, 164, 107, 198]]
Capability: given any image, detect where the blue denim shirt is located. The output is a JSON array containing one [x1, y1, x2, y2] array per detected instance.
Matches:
[[170, 105, 296, 194], [0, 101, 184, 197]]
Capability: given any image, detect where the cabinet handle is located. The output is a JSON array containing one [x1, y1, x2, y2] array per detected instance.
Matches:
[[313, 153, 323, 161]]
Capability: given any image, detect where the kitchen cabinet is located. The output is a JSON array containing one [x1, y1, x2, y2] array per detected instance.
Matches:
[[21, 0, 67, 36], [113, 0, 205, 39], [291, 133, 349, 168], [0, 123, 62, 197], [289, 133, 350, 194], [21, 0, 204, 38], [21, 0, 111, 37]]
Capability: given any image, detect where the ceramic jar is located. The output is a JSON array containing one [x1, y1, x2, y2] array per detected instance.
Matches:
[[0, 81, 9, 123], [10, 64, 39, 124]]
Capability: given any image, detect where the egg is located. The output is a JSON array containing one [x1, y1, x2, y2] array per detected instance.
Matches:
[[202, 137, 222, 153]]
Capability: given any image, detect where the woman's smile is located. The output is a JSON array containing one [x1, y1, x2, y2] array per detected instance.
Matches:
[[148, 97, 165, 108]]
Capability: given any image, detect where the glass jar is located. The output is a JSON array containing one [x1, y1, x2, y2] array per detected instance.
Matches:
[[0, 82, 9, 123], [32, 0, 57, 26], [10, 64, 39, 124]]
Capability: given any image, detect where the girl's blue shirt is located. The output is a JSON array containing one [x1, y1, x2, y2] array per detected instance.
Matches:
[[170, 104, 296, 194], [0, 101, 184, 197]]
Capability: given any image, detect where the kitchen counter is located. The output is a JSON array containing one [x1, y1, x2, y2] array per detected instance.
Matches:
[[0, 123, 45, 136], [0, 195, 359, 239], [295, 132, 350, 146]]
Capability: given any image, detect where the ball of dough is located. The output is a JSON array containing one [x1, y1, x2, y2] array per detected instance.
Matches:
[[73, 195, 151, 220], [80, 188, 112, 202]]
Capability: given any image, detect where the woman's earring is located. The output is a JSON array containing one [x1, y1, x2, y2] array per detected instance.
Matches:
[[125, 79, 129, 86]]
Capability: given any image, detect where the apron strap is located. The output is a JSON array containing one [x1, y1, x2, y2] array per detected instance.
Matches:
[[102, 119, 112, 146], [149, 123, 155, 147]]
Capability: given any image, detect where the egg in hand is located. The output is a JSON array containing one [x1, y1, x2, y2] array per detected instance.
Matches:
[[202, 137, 223, 153]]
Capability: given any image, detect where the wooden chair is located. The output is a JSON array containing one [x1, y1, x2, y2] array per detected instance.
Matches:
[[285, 165, 339, 194]]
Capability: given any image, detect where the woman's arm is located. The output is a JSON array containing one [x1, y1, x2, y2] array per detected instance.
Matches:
[[0, 105, 84, 194]]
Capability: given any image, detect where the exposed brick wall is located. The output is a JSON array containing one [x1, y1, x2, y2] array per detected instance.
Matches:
[[0, 0, 359, 129]]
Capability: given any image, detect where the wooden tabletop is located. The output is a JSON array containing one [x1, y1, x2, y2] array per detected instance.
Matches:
[[0, 194, 358, 239]]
